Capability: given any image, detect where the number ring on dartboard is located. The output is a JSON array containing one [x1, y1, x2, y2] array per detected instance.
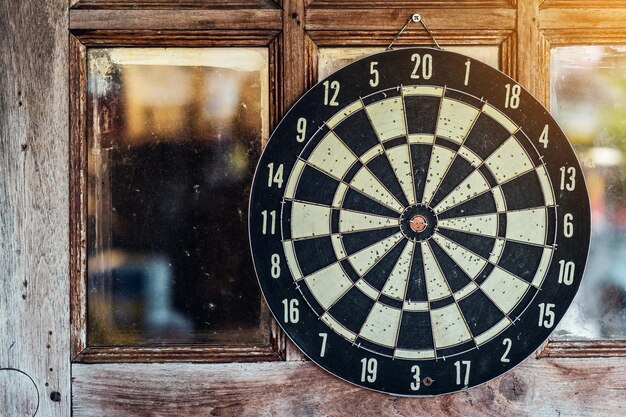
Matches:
[[249, 47, 590, 396]]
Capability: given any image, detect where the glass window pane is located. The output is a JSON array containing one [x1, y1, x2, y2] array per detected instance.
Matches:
[[318, 46, 500, 78], [87, 48, 269, 346], [550, 45, 626, 340]]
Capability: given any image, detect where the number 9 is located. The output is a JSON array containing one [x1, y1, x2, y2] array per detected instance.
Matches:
[[296, 117, 307, 143]]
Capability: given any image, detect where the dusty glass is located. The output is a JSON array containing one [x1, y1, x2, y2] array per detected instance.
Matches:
[[551, 46, 626, 340], [87, 48, 269, 346]]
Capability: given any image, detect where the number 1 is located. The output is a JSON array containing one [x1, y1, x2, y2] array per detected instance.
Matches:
[[464, 60, 471, 86]]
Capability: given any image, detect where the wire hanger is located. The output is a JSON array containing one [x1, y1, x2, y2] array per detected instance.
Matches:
[[387, 13, 442, 51]]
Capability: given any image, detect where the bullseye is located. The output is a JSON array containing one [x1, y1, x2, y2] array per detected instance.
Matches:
[[409, 215, 428, 232]]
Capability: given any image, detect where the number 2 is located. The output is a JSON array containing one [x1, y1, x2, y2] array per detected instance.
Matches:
[[501, 338, 512, 363]]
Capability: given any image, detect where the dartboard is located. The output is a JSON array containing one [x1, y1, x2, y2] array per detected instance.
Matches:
[[249, 47, 590, 396]]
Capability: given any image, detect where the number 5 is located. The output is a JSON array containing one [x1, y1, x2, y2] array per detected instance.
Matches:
[[369, 62, 379, 87]]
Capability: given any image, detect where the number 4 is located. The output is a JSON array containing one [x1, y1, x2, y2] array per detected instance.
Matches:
[[539, 124, 549, 148]]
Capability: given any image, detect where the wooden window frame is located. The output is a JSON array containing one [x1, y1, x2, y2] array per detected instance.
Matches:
[[68, 10, 287, 363], [69, 0, 626, 365], [535, 1, 626, 358]]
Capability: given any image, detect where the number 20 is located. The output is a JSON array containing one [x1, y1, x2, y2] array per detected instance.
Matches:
[[411, 53, 432, 80]]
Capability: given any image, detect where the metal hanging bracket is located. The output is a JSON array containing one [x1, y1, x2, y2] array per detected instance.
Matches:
[[386, 13, 442, 51]]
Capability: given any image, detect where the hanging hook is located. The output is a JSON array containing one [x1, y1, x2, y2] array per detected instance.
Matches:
[[386, 13, 442, 51]]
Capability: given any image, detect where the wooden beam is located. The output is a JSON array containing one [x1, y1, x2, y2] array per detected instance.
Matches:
[[306, 8, 517, 31], [516, 0, 546, 102], [69, 9, 283, 30], [73, 357, 626, 416], [540, 7, 626, 29], [0, 0, 71, 415]]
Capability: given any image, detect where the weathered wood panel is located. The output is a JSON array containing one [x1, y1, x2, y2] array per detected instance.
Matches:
[[69, 9, 283, 30], [309, 0, 516, 8], [516, 0, 546, 102], [73, 358, 626, 416], [71, 0, 279, 9], [306, 8, 517, 31], [540, 7, 626, 29], [0, 0, 70, 415]]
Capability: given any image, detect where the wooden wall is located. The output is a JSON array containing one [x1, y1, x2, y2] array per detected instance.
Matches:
[[0, 0, 71, 416], [1, 0, 626, 416]]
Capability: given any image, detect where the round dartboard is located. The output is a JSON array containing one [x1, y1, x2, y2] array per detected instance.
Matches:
[[249, 47, 590, 396]]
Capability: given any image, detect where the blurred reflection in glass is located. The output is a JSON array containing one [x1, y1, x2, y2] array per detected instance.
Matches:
[[87, 48, 269, 346], [551, 46, 626, 340]]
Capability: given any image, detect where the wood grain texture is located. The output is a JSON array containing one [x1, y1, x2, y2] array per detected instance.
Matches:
[[0, 0, 70, 415], [69, 35, 87, 359], [540, 0, 626, 9], [71, 30, 280, 46], [0, 369, 39, 416], [71, 0, 279, 9], [69, 9, 282, 30], [306, 8, 517, 31], [281, 0, 312, 361], [540, 7, 626, 29], [307, 30, 514, 46], [309, 0, 516, 8], [74, 345, 282, 363], [541, 28, 626, 44], [72, 357, 626, 417], [516, 0, 545, 102], [541, 340, 626, 358]]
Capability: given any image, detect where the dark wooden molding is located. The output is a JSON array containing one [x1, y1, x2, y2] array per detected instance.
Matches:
[[71, 30, 280, 46], [308, 0, 516, 9], [307, 29, 514, 47], [540, 0, 626, 9], [74, 345, 283, 363], [500, 32, 517, 79], [540, 340, 626, 358], [69, 34, 88, 360], [306, 8, 517, 31], [541, 28, 626, 44], [71, 0, 280, 9], [69, 8, 282, 30], [540, 7, 626, 29]]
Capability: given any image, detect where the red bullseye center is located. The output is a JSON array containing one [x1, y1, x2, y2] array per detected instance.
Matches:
[[409, 215, 428, 233]]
